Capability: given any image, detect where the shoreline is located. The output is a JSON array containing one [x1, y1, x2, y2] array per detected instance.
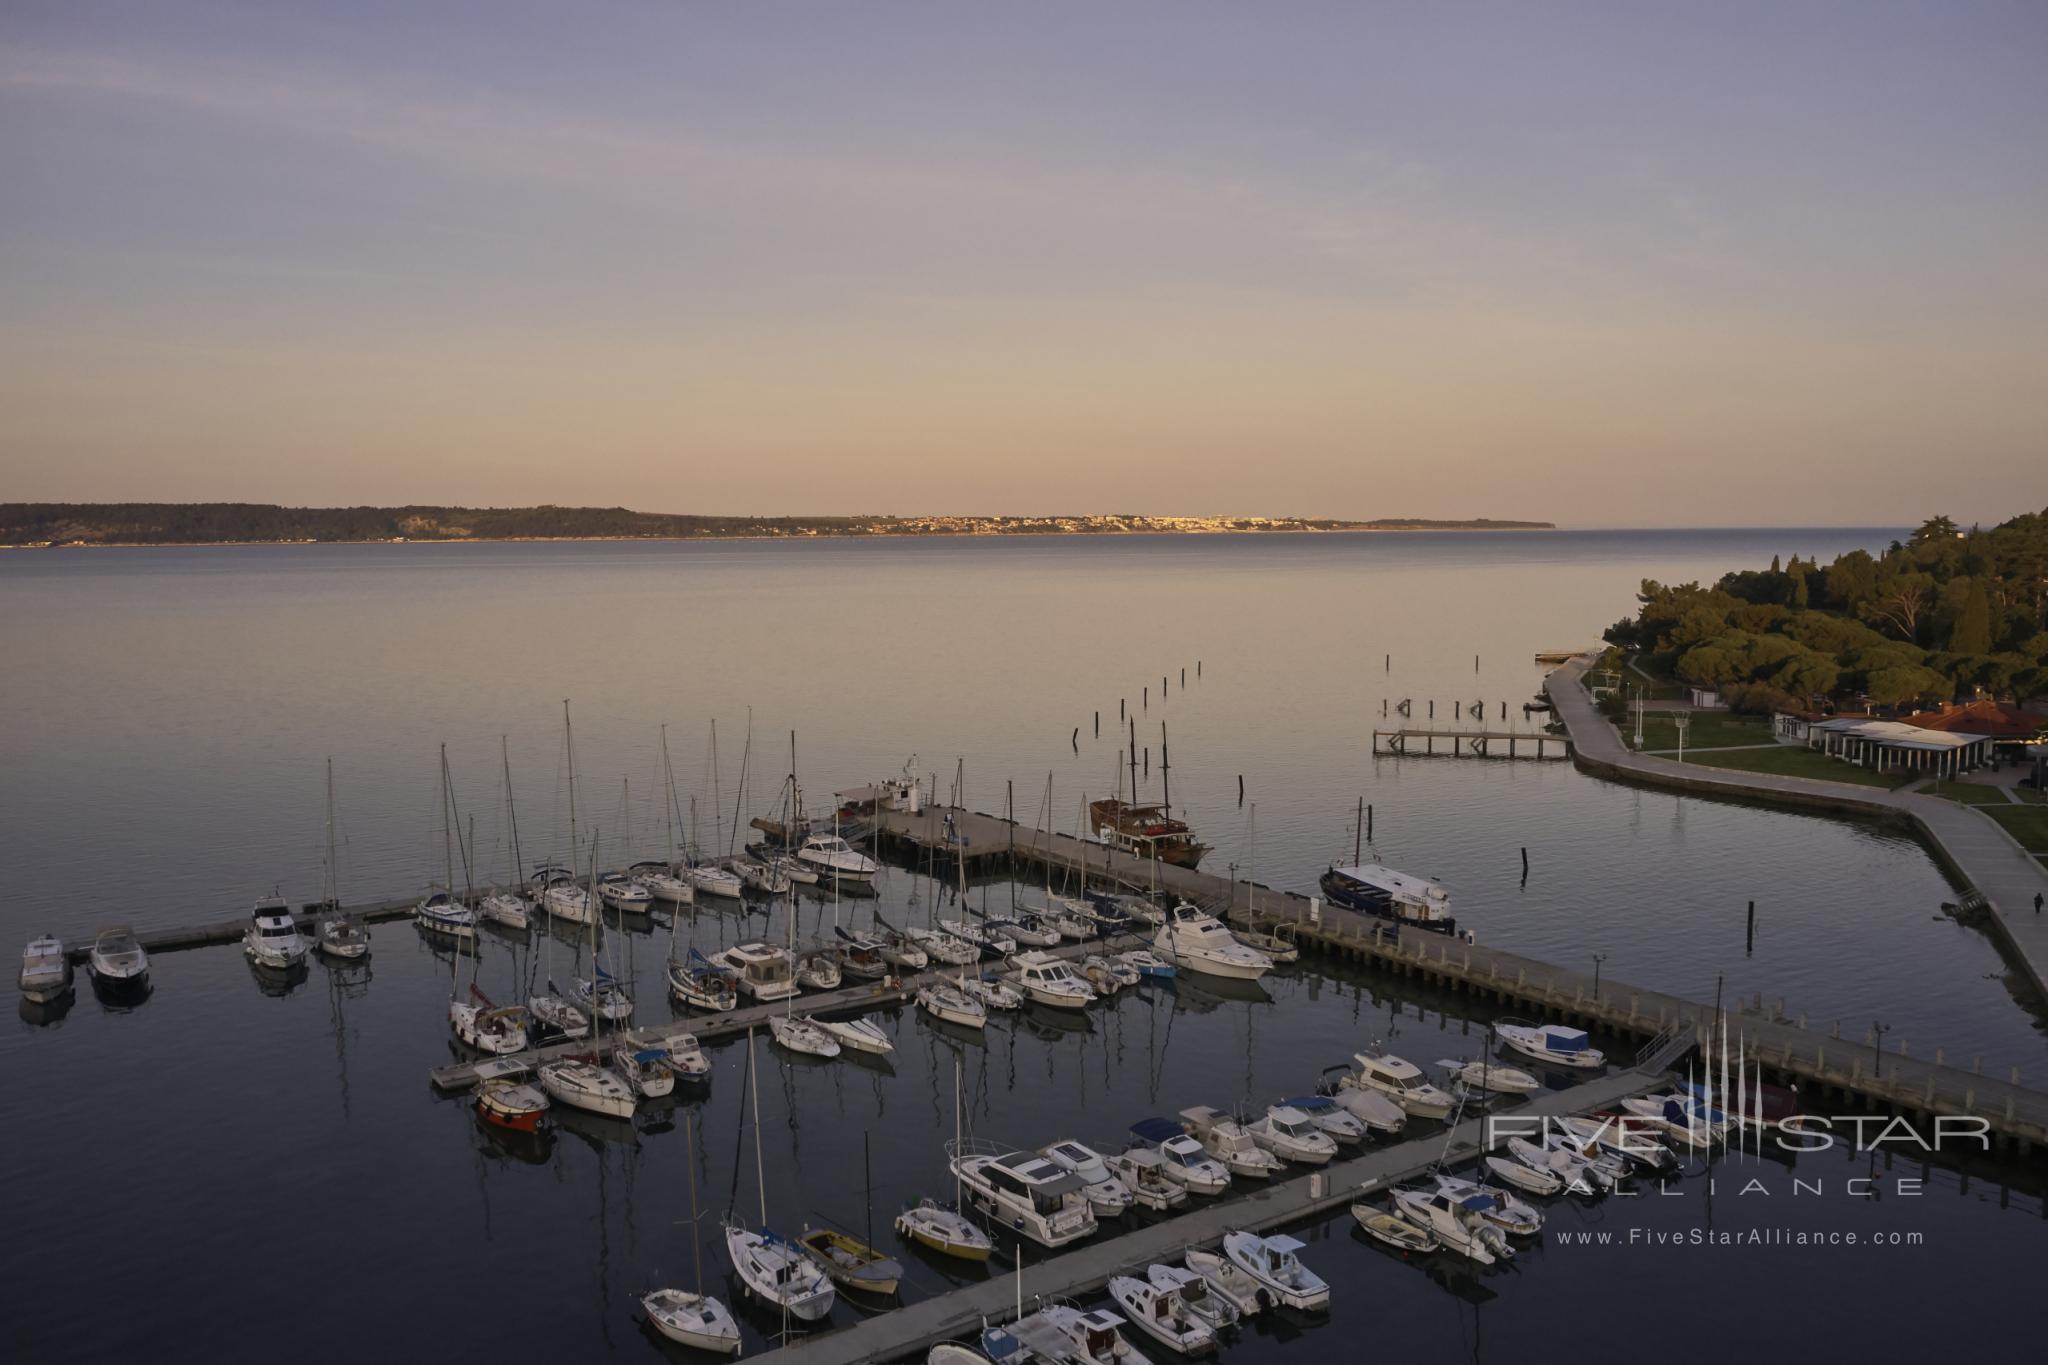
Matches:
[[0, 524, 1560, 551]]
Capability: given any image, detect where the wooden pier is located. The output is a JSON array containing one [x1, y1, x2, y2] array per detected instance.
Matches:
[[867, 804, 2048, 1151], [1370, 727, 1572, 759], [748, 1065, 1658, 1365]]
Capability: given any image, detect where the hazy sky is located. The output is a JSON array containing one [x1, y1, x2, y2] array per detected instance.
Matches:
[[3, 2, 2044, 526]]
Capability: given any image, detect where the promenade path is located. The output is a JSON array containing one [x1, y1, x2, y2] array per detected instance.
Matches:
[[1544, 656, 2048, 1002]]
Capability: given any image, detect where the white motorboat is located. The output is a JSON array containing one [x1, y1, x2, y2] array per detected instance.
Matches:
[[768, 851, 817, 886], [725, 1222, 836, 1320], [1347, 1052, 1455, 1118], [1436, 1056, 1542, 1094], [961, 977, 1023, 1012], [669, 948, 740, 1012], [1085, 955, 1140, 992], [996, 913, 1060, 948], [87, 925, 149, 994], [597, 871, 653, 912], [526, 988, 591, 1041], [1131, 1121, 1232, 1197], [1004, 951, 1096, 1009], [1507, 1132, 1621, 1193], [630, 859, 694, 905], [770, 1013, 842, 1059], [917, 982, 987, 1029], [1178, 1107, 1284, 1179], [1392, 1185, 1513, 1264], [714, 941, 799, 1002], [794, 833, 878, 883], [642, 1289, 740, 1355], [687, 859, 745, 900], [477, 890, 531, 929], [940, 918, 1016, 958], [795, 951, 842, 993], [1108, 1147, 1186, 1211], [1486, 1152, 1566, 1196], [572, 969, 634, 1021], [894, 1198, 994, 1261], [817, 1014, 893, 1055], [1560, 1114, 1679, 1173], [1325, 1078, 1408, 1135], [1181, 1247, 1266, 1318], [1153, 905, 1272, 981], [1247, 1105, 1337, 1165], [1145, 1263, 1240, 1332], [950, 1143, 1097, 1248], [243, 894, 310, 970], [1280, 1094, 1367, 1146], [729, 855, 791, 896], [1494, 1019, 1606, 1071], [1040, 1138, 1134, 1217], [908, 926, 981, 967], [621, 1025, 712, 1082], [19, 935, 71, 1002], [414, 890, 475, 939], [1027, 1306, 1139, 1365], [1431, 1173, 1543, 1235], [450, 997, 528, 1054], [317, 915, 371, 960], [538, 1057, 636, 1119], [1222, 1231, 1328, 1311], [1108, 1274, 1216, 1356], [613, 1041, 676, 1097]]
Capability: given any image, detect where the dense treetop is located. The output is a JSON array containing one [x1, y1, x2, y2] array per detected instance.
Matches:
[[1605, 509, 2048, 708]]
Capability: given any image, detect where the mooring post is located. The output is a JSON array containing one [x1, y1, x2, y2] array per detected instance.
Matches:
[[1746, 901, 1755, 954], [1429, 700, 1434, 719], [1520, 847, 1529, 883], [1094, 711, 1099, 737], [1238, 775, 1244, 807], [1366, 803, 1373, 842], [1071, 728, 1079, 752], [1180, 667, 1185, 688]]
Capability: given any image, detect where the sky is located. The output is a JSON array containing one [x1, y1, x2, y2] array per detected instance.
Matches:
[[2, 2, 2044, 527]]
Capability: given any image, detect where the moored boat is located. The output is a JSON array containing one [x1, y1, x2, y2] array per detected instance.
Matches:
[[1222, 1230, 1329, 1311], [798, 1227, 904, 1296], [1495, 1019, 1606, 1071], [1090, 797, 1208, 868], [87, 925, 149, 996], [1316, 862, 1456, 935], [19, 935, 71, 1003]]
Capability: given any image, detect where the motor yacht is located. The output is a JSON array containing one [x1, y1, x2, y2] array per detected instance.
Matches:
[[244, 894, 311, 970], [1347, 1052, 1455, 1119], [1152, 905, 1271, 981], [950, 1144, 1097, 1248], [1494, 1019, 1605, 1071], [1247, 1105, 1337, 1165], [87, 925, 149, 995], [1177, 1106, 1284, 1179], [1004, 951, 1096, 1009], [794, 833, 878, 883], [1222, 1231, 1328, 1311], [1039, 1139, 1133, 1217], [713, 941, 799, 1003]]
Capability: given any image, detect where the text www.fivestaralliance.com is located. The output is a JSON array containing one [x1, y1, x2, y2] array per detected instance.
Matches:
[[1554, 1228, 1925, 1248]]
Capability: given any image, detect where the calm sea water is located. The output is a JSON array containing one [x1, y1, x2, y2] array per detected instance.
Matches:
[[5, 529, 2044, 1361]]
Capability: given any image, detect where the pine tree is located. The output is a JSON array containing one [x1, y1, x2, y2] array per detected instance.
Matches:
[[1950, 579, 1992, 656]]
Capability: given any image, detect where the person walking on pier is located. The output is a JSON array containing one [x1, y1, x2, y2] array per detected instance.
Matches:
[[2035, 891, 2043, 916]]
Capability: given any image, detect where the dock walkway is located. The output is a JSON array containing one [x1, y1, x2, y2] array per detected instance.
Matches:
[[873, 805, 2048, 1148], [749, 1067, 1655, 1365], [1542, 655, 2048, 1003]]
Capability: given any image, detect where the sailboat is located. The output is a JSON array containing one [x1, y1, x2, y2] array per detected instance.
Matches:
[[536, 829, 636, 1121], [689, 725, 745, 899], [644, 1111, 741, 1354], [769, 894, 841, 1058], [641, 725, 696, 904], [799, 1135, 903, 1296], [312, 759, 370, 959], [540, 703, 598, 926], [450, 814, 529, 1055], [725, 1029, 837, 1320], [478, 738, 533, 929], [415, 745, 477, 940], [893, 1054, 994, 1261], [597, 779, 656, 912]]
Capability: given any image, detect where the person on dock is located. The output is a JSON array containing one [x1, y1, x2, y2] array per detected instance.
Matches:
[[2035, 891, 2043, 916]]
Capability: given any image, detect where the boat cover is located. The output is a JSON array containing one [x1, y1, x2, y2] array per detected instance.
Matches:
[[1129, 1117, 1186, 1143], [1541, 1027, 1591, 1051]]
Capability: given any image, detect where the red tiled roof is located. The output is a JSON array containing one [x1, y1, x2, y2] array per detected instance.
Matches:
[[1899, 700, 2046, 739]]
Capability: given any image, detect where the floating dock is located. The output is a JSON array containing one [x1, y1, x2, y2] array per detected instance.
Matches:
[[747, 1064, 1658, 1365]]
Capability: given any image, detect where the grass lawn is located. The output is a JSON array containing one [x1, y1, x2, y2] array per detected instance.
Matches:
[[1929, 782, 2022, 807], [1981, 803, 2048, 853], [2015, 786, 2047, 806], [1637, 712, 1773, 750], [1671, 745, 1911, 788]]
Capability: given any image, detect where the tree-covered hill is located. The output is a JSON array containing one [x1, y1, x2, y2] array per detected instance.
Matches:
[[1605, 509, 2048, 707]]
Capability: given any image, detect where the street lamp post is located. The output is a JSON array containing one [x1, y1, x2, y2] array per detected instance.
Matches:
[[1592, 952, 1607, 1003], [1872, 1020, 1891, 1081]]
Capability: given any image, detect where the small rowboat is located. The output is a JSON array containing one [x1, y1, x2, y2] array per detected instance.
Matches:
[[1236, 930, 1300, 964], [894, 1199, 992, 1261], [476, 1077, 550, 1133], [798, 1227, 904, 1295], [1351, 1204, 1438, 1254]]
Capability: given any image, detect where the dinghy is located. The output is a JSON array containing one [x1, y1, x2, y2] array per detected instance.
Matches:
[[798, 1227, 903, 1296], [1352, 1204, 1439, 1254], [894, 1198, 993, 1261]]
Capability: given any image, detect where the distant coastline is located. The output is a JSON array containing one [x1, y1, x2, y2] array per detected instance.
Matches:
[[0, 503, 1556, 548]]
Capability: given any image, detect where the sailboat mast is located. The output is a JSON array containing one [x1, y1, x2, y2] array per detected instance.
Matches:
[[587, 827, 603, 1047], [748, 1028, 767, 1226], [564, 700, 580, 870], [1160, 721, 1171, 819], [1128, 719, 1138, 803], [686, 1112, 705, 1295], [440, 743, 456, 899], [503, 736, 523, 892], [661, 724, 676, 866], [323, 756, 338, 906], [1355, 796, 1363, 865]]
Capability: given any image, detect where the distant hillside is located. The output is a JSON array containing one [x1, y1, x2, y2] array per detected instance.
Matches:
[[0, 504, 1556, 546]]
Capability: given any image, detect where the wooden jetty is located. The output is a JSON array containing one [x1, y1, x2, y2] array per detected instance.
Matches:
[[1370, 727, 1572, 759], [54, 894, 427, 964], [868, 804, 2048, 1151], [747, 1064, 1658, 1365]]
